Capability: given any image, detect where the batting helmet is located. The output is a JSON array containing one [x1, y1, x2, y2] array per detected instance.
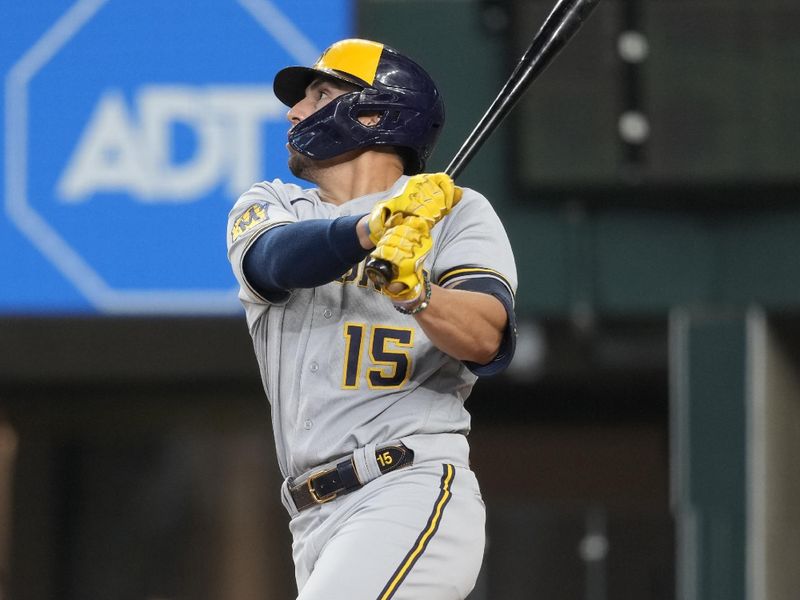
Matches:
[[273, 39, 445, 174]]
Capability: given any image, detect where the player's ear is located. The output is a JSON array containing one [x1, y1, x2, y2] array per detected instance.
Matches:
[[357, 111, 382, 127]]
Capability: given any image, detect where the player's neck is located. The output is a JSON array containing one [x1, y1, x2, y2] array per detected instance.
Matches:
[[315, 149, 404, 205]]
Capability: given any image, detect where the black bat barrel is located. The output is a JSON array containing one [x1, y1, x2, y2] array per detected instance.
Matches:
[[446, 0, 600, 179], [365, 0, 601, 288]]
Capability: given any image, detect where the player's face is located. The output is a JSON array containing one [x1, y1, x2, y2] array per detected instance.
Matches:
[[287, 77, 353, 126]]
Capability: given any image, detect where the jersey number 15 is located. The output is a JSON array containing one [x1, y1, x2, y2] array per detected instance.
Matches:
[[342, 323, 413, 390]]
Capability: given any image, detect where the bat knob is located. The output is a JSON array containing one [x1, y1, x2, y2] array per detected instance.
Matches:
[[365, 257, 396, 288]]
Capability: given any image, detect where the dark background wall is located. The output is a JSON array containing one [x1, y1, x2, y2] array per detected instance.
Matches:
[[2, 1, 799, 599]]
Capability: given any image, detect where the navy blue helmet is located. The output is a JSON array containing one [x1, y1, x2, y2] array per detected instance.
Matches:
[[273, 39, 445, 174]]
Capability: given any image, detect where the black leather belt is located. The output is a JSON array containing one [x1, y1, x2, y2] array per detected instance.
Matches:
[[289, 444, 414, 512]]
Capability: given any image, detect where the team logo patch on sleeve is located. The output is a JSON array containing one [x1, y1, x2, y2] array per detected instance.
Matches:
[[231, 203, 269, 242]]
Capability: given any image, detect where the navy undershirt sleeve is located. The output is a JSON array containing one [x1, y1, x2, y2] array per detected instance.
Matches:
[[243, 214, 369, 302], [451, 277, 518, 376]]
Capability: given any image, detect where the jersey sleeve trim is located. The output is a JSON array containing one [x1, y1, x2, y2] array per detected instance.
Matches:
[[436, 265, 515, 304]]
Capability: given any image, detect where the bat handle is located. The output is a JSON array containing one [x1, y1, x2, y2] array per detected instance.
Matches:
[[364, 255, 396, 288]]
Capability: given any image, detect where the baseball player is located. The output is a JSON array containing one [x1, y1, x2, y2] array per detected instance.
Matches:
[[227, 39, 517, 599]]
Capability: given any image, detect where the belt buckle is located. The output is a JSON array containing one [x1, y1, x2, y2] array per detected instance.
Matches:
[[307, 467, 338, 504]]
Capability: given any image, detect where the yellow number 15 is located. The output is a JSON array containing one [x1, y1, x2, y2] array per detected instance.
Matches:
[[376, 451, 394, 467], [342, 323, 414, 390]]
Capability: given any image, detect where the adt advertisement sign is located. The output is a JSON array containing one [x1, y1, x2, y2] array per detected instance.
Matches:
[[1, 0, 351, 314]]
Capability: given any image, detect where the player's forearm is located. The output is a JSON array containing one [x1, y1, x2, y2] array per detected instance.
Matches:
[[243, 215, 369, 295], [414, 286, 507, 364]]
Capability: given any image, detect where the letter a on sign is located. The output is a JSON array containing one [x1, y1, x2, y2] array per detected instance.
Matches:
[[58, 90, 147, 202]]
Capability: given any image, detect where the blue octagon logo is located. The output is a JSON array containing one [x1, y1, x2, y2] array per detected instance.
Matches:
[[5, 0, 347, 313]]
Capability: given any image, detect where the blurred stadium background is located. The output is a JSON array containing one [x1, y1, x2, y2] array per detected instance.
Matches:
[[1, 0, 799, 598]]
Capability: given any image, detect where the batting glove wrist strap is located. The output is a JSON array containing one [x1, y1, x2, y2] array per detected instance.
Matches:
[[393, 273, 431, 315]]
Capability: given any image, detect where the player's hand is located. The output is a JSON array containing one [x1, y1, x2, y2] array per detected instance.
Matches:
[[366, 173, 462, 246], [370, 216, 432, 304]]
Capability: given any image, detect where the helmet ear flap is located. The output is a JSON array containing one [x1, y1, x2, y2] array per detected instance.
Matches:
[[386, 110, 403, 125]]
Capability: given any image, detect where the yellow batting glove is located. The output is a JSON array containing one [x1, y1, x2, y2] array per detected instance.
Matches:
[[366, 173, 462, 246], [370, 216, 432, 306]]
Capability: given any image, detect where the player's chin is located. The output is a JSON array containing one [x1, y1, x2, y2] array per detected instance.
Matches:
[[288, 149, 361, 181], [288, 151, 314, 180]]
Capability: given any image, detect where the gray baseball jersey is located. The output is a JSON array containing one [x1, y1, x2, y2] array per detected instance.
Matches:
[[226, 175, 517, 479]]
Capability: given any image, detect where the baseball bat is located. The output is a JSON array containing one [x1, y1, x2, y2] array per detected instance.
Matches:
[[365, 0, 601, 288]]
